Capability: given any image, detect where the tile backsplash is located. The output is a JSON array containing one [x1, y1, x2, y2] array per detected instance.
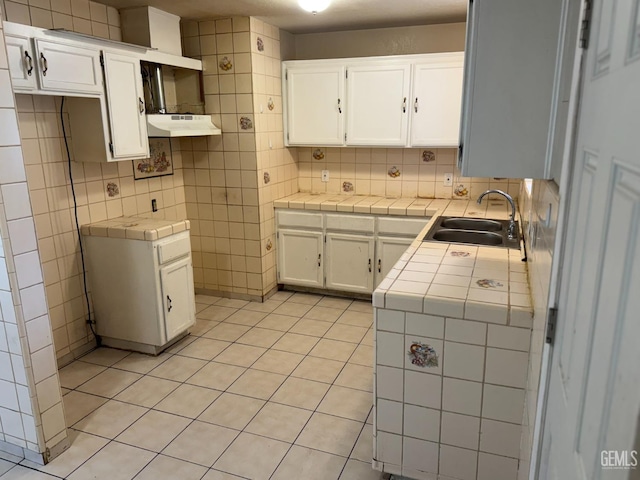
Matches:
[[296, 147, 522, 200]]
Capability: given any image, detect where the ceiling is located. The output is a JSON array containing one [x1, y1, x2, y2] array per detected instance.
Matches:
[[95, 0, 467, 34]]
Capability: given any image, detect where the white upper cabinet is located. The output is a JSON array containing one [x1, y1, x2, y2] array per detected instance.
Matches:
[[345, 62, 411, 146], [458, 0, 566, 179], [285, 65, 345, 146], [34, 39, 103, 95], [102, 52, 149, 159], [5, 35, 37, 91], [282, 54, 464, 148], [410, 53, 464, 147]]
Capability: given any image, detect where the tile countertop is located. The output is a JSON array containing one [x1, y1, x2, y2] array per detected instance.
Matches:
[[366, 198, 533, 326], [80, 216, 190, 241]]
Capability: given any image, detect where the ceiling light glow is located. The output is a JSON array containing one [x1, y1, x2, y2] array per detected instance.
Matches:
[[298, 0, 331, 14]]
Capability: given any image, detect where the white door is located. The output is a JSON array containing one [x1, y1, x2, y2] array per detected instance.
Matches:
[[277, 229, 324, 288], [375, 236, 413, 288], [102, 52, 149, 159], [345, 63, 411, 146], [285, 65, 345, 146], [410, 54, 464, 147], [540, 1, 640, 479], [33, 39, 102, 94], [5, 35, 37, 91], [326, 233, 374, 294], [160, 256, 196, 341]]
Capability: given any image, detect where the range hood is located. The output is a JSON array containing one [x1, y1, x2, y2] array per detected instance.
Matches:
[[147, 114, 221, 137]]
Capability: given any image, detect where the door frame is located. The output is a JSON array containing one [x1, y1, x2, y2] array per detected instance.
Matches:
[[529, 0, 591, 476]]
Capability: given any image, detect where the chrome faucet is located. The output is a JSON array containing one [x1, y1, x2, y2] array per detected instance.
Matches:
[[477, 189, 517, 240]]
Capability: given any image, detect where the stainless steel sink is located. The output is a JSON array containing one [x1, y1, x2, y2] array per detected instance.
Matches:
[[433, 229, 504, 246], [423, 216, 520, 249], [440, 218, 503, 232]]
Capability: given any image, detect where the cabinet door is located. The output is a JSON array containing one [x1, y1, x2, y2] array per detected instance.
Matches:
[[345, 63, 411, 146], [326, 233, 374, 294], [5, 35, 37, 91], [375, 236, 413, 288], [103, 52, 149, 159], [277, 229, 324, 288], [160, 256, 196, 341], [410, 54, 464, 147], [34, 39, 102, 95], [285, 65, 345, 146]]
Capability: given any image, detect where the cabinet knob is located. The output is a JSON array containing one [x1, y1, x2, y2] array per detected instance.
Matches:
[[24, 51, 33, 76], [337, 98, 342, 114], [368, 258, 372, 273], [318, 253, 322, 267], [414, 97, 419, 113], [139, 97, 145, 114], [167, 295, 172, 312], [378, 259, 381, 273], [40, 53, 48, 76], [402, 97, 407, 113]]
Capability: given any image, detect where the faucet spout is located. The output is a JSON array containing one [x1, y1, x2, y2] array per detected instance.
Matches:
[[476, 189, 517, 240]]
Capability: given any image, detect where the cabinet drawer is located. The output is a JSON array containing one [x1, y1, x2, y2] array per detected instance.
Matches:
[[277, 210, 323, 229], [157, 236, 191, 265], [378, 217, 429, 236], [326, 214, 375, 233]]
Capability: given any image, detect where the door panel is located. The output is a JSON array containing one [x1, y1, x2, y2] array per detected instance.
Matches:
[[34, 39, 102, 94], [326, 233, 374, 293], [410, 54, 464, 147], [160, 256, 195, 341], [346, 63, 411, 146], [5, 35, 37, 91], [541, 0, 640, 478], [375, 236, 413, 288], [285, 65, 344, 146], [277, 229, 323, 288], [103, 52, 149, 159]]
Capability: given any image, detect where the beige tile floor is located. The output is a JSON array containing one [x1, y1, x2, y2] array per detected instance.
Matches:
[[1, 292, 383, 480]]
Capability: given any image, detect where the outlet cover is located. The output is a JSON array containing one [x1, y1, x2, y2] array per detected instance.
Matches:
[[444, 173, 453, 187], [322, 170, 329, 182]]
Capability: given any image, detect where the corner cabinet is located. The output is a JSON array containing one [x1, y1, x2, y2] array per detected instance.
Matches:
[[284, 65, 345, 146], [282, 53, 464, 149], [458, 0, 576, 179], [276, 209, 429, 295]]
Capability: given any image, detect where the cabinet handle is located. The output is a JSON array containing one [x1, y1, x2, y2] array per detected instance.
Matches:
[[368, 259, 372, 273], [24, 51, 33, 76], [139, 97, 145, 114], [167, 295, 172, 312], [414, 97, 419, 113], [337, 98, 342, 114], [378, 259, 381, 273], [402, 97, 407, 113], [40, 53, 48, 76], [318, 253, 322, 267]]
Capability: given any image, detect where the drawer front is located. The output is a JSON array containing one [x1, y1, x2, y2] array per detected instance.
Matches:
[[326, 214, 375, 233], [157, 236, 191, 265], [277, 210, 323, 229], [378, 216, 429, 236]]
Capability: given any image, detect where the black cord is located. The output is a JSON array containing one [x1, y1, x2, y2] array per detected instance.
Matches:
[[60, 97, 101, 347]]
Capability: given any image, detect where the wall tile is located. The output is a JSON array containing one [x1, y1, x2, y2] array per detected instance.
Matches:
[[404, 370, 440, 409], [376, 399, 402, 435], [441, 411, 480, 450], [403, 404, 439, 442], [477, 452, 519, 480], [485, 348, 528, 388], [479, 419, 522, 458], [439, 445, 478, 480], [482, 384, 525, 424], [402, 436, 438, 474], [443, 341, 485, 381], [442, 377, 482, 416]]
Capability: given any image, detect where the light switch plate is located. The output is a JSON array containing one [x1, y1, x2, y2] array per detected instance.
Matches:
[[322, 170, 329, 182], [444, 173, 453, 187]]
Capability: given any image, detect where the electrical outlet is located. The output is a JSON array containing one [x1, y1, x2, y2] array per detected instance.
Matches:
[[444, 173, 453, 187], [322, 170, 329, 182]]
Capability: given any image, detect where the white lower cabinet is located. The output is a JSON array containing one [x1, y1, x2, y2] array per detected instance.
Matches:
[[160, 256, 195, 340], [375, 236, 414, 288], [326, 233, 374, 294], [276, 210, 429, 295], [277, 229, 324, 288]]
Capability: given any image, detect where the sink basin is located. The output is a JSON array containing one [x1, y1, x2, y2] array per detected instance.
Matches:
[[432, 229, 504, 246], [422, 216, 521, 249], [440, 218, 502, 232]]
